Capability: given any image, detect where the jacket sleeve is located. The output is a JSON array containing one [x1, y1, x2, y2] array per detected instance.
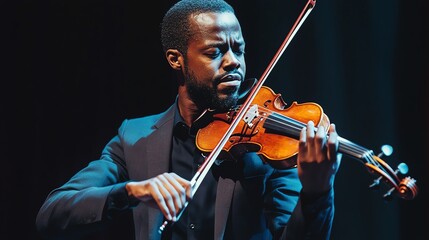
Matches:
[[35, 120, 135, 239], [264, 167, 335, 240]]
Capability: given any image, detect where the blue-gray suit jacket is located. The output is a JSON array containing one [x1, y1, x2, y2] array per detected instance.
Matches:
[[36, 103, 334, 240]]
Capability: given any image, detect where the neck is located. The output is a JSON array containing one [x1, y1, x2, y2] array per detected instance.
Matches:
[[177, 90, 203, 127]]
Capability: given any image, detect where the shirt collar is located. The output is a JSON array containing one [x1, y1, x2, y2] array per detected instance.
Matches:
[[173, 100, 191, 141]]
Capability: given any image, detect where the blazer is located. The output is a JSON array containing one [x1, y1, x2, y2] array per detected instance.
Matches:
[[36, 102, 334, 240]]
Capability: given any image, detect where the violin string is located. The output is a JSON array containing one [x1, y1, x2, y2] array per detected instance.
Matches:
[[253, 105, 386, 170]]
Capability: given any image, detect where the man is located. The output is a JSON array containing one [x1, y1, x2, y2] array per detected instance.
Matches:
[[36, 0, 342, 239]]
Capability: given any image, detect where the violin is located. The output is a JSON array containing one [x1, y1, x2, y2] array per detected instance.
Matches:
[[195, 85, 419, 201]]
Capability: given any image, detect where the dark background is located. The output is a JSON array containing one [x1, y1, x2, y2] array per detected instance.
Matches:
[[2, 0, 427, 239]]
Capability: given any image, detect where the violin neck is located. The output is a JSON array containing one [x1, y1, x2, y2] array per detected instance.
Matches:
[[264, 112, 375, 164]]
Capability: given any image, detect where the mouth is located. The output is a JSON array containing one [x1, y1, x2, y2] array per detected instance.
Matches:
[[218, 74, 242, 89]]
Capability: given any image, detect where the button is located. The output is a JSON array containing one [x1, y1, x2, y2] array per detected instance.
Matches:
[[189, 223, 195, 230]]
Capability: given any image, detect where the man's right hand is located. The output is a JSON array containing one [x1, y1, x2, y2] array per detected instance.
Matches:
[[126, 172, 192, 221]]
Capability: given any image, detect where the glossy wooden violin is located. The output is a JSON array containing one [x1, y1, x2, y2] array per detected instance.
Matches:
[[195, 85, 418, 201]]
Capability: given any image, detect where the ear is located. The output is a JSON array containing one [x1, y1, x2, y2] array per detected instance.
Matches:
[[166, 49, 183, 70]]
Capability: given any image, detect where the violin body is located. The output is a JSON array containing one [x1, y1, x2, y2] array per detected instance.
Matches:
[[196, 86, 330, 169]]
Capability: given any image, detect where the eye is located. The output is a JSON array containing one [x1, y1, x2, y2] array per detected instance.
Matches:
[[232, 45, 245, 56], [205, 49, 221, 59], [234, 49, 245, 56], [207, 53, 221, 59]]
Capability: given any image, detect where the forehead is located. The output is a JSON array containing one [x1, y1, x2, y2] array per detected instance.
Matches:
[[189, 12, 243, 41]]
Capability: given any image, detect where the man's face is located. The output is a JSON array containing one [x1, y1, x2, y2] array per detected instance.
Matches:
[[183, 11, 246, 111]]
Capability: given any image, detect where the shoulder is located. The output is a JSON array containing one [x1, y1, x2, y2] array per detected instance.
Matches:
[[117, 105, 175, 141], [123, 112, 166, 128]]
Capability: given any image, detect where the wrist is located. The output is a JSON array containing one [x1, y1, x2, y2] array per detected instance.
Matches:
[[125, 182, 140, 207], [301, 187, 331, 201]]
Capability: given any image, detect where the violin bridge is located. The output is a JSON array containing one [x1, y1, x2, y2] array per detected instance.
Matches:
[[243, 104, 259, 128]]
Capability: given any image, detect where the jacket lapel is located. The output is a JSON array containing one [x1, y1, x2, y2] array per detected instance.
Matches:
[[145, 105, 175, 239], [214, 176, 236, 239], [138, 103, 237, 239]]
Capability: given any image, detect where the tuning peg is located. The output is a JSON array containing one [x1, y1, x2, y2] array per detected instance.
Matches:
[[369, 145, 393, 190], [395, 162, 409, 175], [377, 144, 393, 157], [369, 176, 382, 190], [383, 187, 395, 201]]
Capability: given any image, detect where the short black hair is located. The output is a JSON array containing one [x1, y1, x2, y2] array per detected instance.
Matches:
[[161, 0, 235, 55]]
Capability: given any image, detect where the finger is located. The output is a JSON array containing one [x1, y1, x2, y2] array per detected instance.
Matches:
[[305, 121, 316, 156], [306, 121, 315, 139], [169, 173, 193, 200], [315, 124, 327, 153], [157, 174, 182, 220], [162, 173, 188, 209], [299, 125, 307, 152], [149, 178, 173, 221], [170, 172, 191, 188], [327, 123, 339, 160]]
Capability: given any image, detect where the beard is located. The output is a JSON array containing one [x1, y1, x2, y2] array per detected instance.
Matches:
[[184, 65, 240, 112]]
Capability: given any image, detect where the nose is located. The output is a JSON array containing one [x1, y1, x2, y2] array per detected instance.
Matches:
[[223, 50, 241, 71]]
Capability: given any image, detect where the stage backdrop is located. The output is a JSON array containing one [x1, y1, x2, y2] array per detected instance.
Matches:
[[1, 0, 427, 239]]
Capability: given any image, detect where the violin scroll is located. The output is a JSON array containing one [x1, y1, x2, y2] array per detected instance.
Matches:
[[366, 146, 418, 201]]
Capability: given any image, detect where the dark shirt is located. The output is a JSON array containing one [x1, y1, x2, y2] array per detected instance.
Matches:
[[169, 107, 218, 240]]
